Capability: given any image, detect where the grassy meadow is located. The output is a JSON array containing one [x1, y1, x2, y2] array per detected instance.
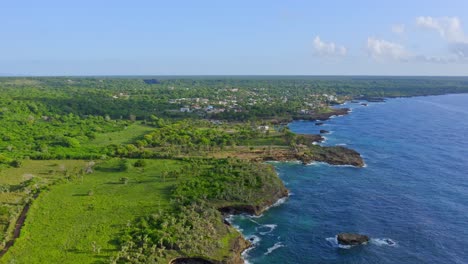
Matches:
[[0, 159, 182, 264]]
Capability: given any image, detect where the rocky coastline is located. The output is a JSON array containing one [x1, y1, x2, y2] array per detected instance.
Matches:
[[171, 106, 364, 264], [222, 107, 365, 263], [258, 145, 364, 167], [294, 108, 350, 121]]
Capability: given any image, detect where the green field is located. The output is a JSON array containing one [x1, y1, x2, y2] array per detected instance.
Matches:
[[83, 123, 154, 147], [0, 160, 88, 244], [1, 159, 181, 264]]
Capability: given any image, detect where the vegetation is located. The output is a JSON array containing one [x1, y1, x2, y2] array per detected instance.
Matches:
[[0, 76, 467, 263]]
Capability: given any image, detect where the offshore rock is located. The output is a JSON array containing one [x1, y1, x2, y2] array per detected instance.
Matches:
[[337, 233, 370, 245]]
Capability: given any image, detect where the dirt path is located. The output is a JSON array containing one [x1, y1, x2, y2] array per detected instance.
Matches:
[[0, 192, 39, 258]]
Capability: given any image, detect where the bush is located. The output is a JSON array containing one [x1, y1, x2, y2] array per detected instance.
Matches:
[[120, 177, 129, 184], [10, 160, 22, 168], [118, 159, 130, 172], [133, 159, 147, 167]]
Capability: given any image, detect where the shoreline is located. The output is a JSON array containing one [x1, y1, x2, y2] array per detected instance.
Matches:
[[224, 192, 291, 264], [232, 107, 364, 264]]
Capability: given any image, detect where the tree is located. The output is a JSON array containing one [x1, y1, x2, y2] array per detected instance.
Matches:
[[118, 159, 130, 171], [133, 159, 147, 167]]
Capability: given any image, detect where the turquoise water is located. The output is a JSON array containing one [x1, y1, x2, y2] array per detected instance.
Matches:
[[231, 94, 468, 264]]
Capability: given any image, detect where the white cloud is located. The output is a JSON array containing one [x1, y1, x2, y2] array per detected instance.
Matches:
[[416, 16, 467, 42], [313, 36, 347, 57], [416, 16, 468, 59], [392, 24, 405, 34], [366, 37, 410, 61]]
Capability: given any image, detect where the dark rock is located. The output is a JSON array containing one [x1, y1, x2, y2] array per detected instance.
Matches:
[[359, 96, 386, 102], [228, 236, 252, 264], [261, 145, 364, 168], [296, 134, 324, 145], [300, 146, 365, 167], [170, 257, 214, 264], [320, 130, 329, 134], [337, 233, 369, 245], [315, 122, 324, 126], [309, 108, 350, 121], [361, 103, 368, 106]]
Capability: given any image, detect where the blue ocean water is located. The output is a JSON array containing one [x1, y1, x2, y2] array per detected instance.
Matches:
[[231, 94, 468, 264]]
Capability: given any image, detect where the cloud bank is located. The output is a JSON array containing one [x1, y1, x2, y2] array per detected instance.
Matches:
[[313, 36, 347, 57], [365, 16, 468, 63], [416, 16, 468, 59], [366, 37, 410, 61]]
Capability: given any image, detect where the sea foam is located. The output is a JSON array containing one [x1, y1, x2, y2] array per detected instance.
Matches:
[[371, 238, 397, 247], [256, 224, 278, 235], [326, 236, 352, 249], [264, 242, 285, 255]]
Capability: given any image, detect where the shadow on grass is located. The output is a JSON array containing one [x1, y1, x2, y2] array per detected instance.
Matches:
[[94, 167, 121, 173]]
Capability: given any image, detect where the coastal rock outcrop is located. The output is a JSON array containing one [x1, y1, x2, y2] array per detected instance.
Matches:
[[296, 134, 324, 144], [358, 96, 386, 102], [337, 233, 369, 245], [299, 146, 365, 167], [310, 108, 350, 121], [219, 187, 289, 216], [260, 145, 364, 167], [320, 130, 329, 134], [294, 108, 350, 121], [225, 236, 251, 264]]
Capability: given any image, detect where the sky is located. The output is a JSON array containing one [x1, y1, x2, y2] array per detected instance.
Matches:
[[1, 0, 468, 76]]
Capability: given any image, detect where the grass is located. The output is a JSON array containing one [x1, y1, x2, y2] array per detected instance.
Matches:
[[84, 123, 154, 147], [0, 159, 182, 264], [0, 160, 88, 244], [239, 134, 286, 146], [0, 160, 87, 186]]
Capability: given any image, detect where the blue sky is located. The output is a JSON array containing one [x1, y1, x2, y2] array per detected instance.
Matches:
[[1, 0, 468, 75]]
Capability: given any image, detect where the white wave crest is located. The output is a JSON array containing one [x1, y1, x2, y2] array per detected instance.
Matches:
[[325, 236, 351, 249], [272, 197, 288, 207], [248, 213, 264, 219], [224, 215, 244, 232], [256, 224, 277, 235], [248, 218, 261, 225], [371, 238, 397, 247], [264, 242, 285, 255], [306, 161, 363, 168]]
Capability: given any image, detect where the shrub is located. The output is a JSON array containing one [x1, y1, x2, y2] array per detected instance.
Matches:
[[133, 159, 147, 167]]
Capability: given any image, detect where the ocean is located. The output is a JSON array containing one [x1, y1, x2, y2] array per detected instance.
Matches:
[[230, 94, 468, 264]]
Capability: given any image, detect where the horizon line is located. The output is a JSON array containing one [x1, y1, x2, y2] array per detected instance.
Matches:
[[1, 74, 468, 78]]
